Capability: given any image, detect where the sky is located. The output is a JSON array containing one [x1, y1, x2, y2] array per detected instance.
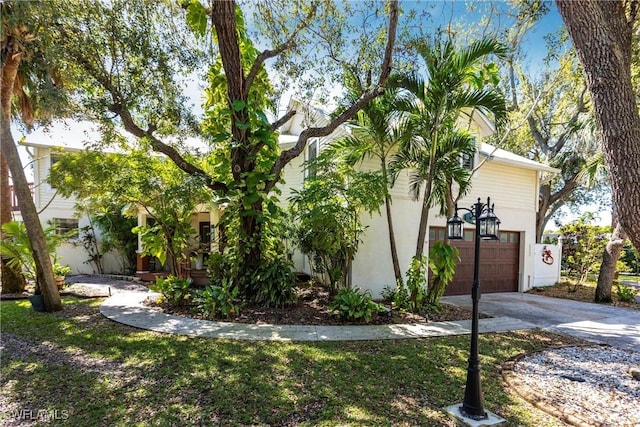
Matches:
[[9, 0, 610, 228]]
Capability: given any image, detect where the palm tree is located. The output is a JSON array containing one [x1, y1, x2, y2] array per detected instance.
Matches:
[[391, 35, 507, 259], [328, 83, 404, 282], [1, 1, 63, 310]]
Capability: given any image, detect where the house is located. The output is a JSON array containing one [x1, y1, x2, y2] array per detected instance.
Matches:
[[15, 123, 126, 275], [16, 98, 559, 298], [277, 99, 560, 298]]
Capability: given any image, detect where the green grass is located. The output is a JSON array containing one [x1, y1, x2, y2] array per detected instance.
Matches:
[[1, 297, 583, 426]]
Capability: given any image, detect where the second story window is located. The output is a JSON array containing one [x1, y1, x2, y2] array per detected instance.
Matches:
[[50, 154, 61, 189], [461, 152, 474, 170]]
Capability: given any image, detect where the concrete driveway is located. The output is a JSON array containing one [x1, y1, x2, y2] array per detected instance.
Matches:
[[441, 292, 640, 352]]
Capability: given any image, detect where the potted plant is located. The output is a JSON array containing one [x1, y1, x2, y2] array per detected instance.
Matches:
[[53, 263, 71, 289]]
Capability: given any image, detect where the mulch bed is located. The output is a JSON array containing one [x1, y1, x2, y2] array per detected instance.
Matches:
[[148, 285, 489, 326]]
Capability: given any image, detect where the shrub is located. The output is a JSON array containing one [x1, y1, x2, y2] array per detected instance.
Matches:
[[149, 275, 194, 306], [193, 280, 240, 318], [615, 283, 637, 303], [251, 256, 297, 308], [426, 241, 459, 307], [405, 256, 428, 313], [329, 287, 384, 322]]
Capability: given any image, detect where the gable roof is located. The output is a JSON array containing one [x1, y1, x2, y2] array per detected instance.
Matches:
[[479, 142, 560, 173]]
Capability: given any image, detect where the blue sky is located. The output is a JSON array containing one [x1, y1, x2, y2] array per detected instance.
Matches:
[[12, 1, 608, 227]]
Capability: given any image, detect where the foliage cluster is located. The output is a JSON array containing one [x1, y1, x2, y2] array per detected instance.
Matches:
[[0, 221, 68, 292], [559, 214, 610, 287], [614, 283, 637, 303], [150, 276, 194, 307], [384, 242, 459, 314], [329, 287, 385, 322], [289, 155, 386, 294], [193, 282, 240, 318]]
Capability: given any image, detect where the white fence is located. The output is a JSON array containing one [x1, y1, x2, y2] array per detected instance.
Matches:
[[532, 242, 562, 287]]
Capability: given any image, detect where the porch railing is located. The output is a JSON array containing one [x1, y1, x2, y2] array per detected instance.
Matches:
[[9, 183, 34, 211]]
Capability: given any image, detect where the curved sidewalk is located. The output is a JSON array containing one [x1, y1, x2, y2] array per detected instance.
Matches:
[[100, 291, 536, 342]]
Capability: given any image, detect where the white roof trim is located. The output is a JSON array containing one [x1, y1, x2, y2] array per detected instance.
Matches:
[[479, 142, 560, 173]]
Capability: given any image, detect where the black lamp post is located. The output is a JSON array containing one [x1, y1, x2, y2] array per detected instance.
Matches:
[[447, 197, 500, 420]]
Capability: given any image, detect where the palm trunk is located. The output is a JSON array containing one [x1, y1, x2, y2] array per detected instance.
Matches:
[[1, 46, 61, 311], [415, 125, 440, 259], [1, 116, 62, 310], [381, 164, 401, 282]]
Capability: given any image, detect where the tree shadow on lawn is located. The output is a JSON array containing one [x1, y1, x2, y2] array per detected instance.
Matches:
[[1, 298, 580, 426]]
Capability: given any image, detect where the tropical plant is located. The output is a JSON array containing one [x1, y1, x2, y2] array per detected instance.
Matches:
[[404, 256, 429, 313], [426, 241, 460, 307], [150, 276, 194, 307], [289, 155, 386, 294], [53, 263, 71, 278], [614, 283, 637, 303], [328, 76, 404, 283], [50, 151, 210, 276], [0, 221, 65, 293], [329, 287, 385, 322], [1, 0, 66, 309], [391, 35, 507, 259], [251, 255, 297, 308], [193, 281, 240, 318]]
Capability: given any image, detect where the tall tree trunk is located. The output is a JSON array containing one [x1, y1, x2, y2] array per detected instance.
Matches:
[[1, 149, 27, 293], [384, 194, 401, 282], [415, 197, 431, 259], [1, 42, 61, 311], [0, 116, 62, 311], [1, 35, 28, 293], [381, 163, 401, 282], [557, 1, 640, 252], [595, 221, 627, 303]]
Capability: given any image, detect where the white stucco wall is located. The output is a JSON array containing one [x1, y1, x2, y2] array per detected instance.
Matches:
[[27, 146, 127, 275]]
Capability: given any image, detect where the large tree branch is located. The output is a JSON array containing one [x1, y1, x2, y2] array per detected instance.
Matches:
[[244, 4, 318, 97], [109, 103, 228, 194], [264, 0, 399, 193], [60, 24, 228, 194], [552, 85, 588, 155], [247, 109, 298, 159]]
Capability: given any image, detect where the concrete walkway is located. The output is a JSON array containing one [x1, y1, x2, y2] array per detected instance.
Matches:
[[83, 274, 639, 346], [441, 292, 640, 351], [99, 291, 536, 342]]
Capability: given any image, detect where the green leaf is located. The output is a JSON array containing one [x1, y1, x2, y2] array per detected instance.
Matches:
[[232, 100, 246, 112], [186, 1, 208, 37], [236, 122, 251, 130]]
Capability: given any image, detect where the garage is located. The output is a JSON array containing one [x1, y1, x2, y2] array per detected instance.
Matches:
[[429, 227, 520, 296]]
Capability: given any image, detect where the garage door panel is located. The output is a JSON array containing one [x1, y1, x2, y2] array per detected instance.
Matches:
[[429, 228, 519, 296]]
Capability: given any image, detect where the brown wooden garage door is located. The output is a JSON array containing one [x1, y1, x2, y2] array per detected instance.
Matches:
[[429, 227, 520, 296]]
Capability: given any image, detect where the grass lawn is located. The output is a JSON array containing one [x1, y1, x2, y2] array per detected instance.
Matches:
[[1, 297, 585, 426]]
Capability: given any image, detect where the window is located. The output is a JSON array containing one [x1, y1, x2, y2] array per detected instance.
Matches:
[[50, 154, 62, 189], [199, 222, 212, 244], [307, 140, 318, 179], [52, 218, 79, 238], [461, 152, 474, 170], [461, 138, 476, 170]]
